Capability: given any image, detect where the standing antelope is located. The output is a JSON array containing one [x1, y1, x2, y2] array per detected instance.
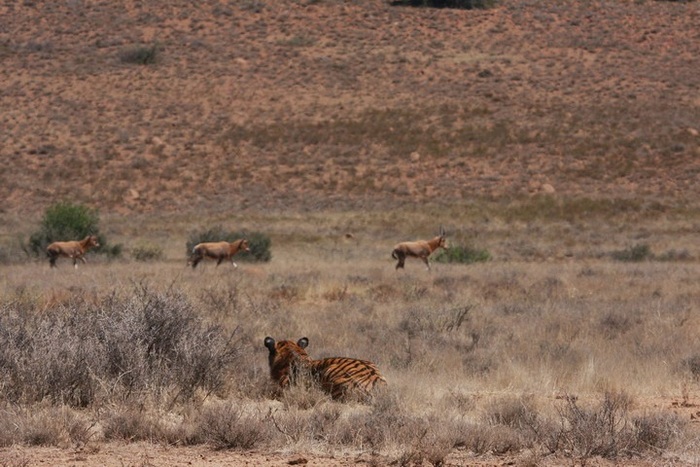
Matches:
[[189, 239, 250, 269], [391, 227, 448, 271], [46, 235, 100, 268]]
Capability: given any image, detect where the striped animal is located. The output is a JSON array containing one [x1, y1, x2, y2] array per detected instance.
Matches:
[[46, 235, 100, 268], [391, 227, 448, 271], [264, 336, 387, 401], [189, 239, 250, 269]]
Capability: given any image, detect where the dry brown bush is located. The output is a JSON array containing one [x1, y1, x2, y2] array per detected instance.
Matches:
[[195, 402, 269, 450]]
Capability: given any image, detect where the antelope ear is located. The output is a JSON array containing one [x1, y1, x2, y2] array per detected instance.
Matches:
[[264, 337, 276, 351], [297, 337, 309, 349]]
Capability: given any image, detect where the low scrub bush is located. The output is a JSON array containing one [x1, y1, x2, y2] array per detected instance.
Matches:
[[131, 243, 164, 262], [610, 244, 653, 262], [0, 405, 93, 447], [186, 226, 271, 262], [681, 354, 700, 380], [433, 245, 491, 264], [554, 392, 631, 458], [119, 43, 160, 65], [0, 287, 241, 407], [0, 245, 13, 265], [103, 408, 164, 442], [631, 412, 683, 451], [196, 402, 268, 449], [551, 391, 682, 459], [656, 249, 693, 261]]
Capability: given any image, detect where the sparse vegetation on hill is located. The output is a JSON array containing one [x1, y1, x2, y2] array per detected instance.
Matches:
[[118, 43, 160, 65], [0, 0, 699, 465], [0, 0, 698, 215], [391, 0, 497, 8]]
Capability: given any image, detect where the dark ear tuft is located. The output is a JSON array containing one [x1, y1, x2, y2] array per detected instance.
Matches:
[[298, 337, 309, 349], [264, 337, 275, 351]]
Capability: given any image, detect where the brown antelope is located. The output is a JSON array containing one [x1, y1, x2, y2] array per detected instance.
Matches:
[[391, 227, 448, 271], [46, 235, 100, 268], [189, 239, 250, 269]]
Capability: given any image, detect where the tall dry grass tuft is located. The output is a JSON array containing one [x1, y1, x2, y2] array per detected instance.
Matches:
[[195, 401, 269, 449], [0, 404, 94, 448], [547, 391, 686, 459]]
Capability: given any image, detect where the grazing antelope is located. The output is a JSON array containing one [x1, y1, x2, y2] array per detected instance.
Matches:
[[392, 227, 448, 271], [46, 235, 100, 268], [264, 336, 387, 401], [189, 239, 250, 269]]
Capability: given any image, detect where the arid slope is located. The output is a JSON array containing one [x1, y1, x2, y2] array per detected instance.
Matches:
[[0, 0, 699, 215]]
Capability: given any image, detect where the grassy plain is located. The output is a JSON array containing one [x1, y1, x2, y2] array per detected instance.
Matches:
[[1, 205, 700, 465]]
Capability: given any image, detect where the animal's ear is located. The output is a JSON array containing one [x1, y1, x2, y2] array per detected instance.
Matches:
[[264, 337, 276, 351], [297, 337, 309, 349], [439, 225, 446, 237]]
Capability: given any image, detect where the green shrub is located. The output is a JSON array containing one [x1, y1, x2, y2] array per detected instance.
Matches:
[[27, 202, 102, 257], [610, 244, 652, 262], [186, 226, 271, 263], [433, 245, 491, 264], [131, 244, 164, 262], [100, 243, 123, 259]]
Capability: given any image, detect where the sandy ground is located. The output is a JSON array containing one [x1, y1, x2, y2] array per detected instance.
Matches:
[[1, 443, 686, 467]]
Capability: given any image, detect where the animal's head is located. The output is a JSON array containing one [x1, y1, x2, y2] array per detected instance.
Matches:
[[264, 336, 312, 386], [438, 226, 448, 250], [240, 239, 251, 252], [87, 235, 100, 248]]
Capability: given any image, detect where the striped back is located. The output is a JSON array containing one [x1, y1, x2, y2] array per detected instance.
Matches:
[[264, 336, 387, 401], [311, 357, 387, 401]]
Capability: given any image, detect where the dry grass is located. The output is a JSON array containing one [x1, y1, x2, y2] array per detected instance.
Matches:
[[1, 208, 699, 463], [1, 0, 700, 464]]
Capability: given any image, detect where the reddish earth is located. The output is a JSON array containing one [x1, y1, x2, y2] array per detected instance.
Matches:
[[1, 0, 699, 215], [0, 442, 685, 467]]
